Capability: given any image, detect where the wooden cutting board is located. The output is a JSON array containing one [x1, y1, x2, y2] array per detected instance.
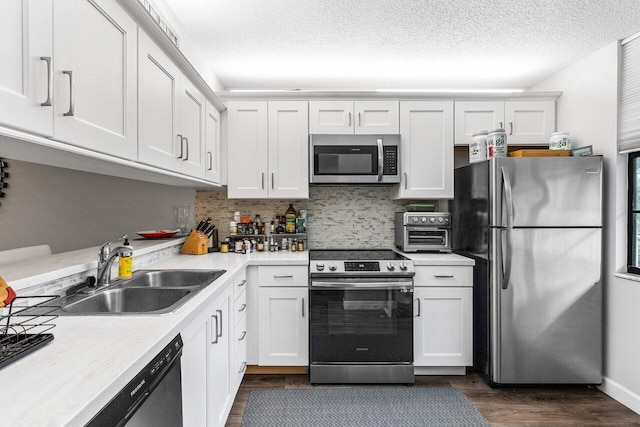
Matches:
[[508, 149, 571, 157]]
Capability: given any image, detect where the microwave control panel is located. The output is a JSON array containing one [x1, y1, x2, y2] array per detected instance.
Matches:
[[383, 146, 397, 175]]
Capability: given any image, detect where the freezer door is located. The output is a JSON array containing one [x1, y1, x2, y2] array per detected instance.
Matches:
[[490, 157, 603, 227], [490, 227, 602, 384]]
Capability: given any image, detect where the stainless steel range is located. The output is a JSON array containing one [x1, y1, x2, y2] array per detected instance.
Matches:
[[309, 249, 415, 384]]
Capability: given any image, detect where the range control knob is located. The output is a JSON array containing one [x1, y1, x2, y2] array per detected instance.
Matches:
[[316, 263, 325, 271], [329, 262, 337, 271], [421, 217, 428, 223], [412, 216, 419, 223], [387, 262, 396, 271], [429, 217, 436, 223], [438, 217, 445, 223], [399, 261, 408, 270]]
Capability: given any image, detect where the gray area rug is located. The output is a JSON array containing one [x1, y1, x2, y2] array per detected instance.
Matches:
[[241, 387, 490, 426]]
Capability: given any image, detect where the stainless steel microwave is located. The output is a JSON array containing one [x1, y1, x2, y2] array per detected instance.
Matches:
[[309, 134, 401, 184]]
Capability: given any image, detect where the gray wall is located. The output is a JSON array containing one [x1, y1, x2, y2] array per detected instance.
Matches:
[[0, 160, 195, 253]]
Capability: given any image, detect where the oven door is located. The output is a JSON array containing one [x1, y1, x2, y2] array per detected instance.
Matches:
[[404, 226, 450, 251], [309, 278, 413, 363]]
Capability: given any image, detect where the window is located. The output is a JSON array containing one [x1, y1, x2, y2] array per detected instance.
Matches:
[[628, 152, 640, 274]]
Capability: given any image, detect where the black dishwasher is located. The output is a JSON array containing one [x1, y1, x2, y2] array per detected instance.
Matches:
[[86, 334, 183, 427]]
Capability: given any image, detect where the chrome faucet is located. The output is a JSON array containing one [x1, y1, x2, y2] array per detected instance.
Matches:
[[96, 236, 132, 288]]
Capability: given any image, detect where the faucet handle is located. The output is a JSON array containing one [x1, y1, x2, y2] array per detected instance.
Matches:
[[99, 235, 127, 260]]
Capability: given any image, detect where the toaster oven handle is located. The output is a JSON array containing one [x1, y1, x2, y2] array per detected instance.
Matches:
[[377, 138, 384, 182]]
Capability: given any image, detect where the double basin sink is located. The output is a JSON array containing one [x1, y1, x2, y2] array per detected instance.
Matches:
[[52, 269, 226, 315]]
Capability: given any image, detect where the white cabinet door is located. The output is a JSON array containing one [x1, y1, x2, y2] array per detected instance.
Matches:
[[137, 29, 181, 172], [268, 101, 309, 198], [205, 101, 222, 183], [179, 79, 206, 178], [414, 287, 472, 367], [393, 100, 454, 199], [53, 0, 137, 159], [0, 0, 53, 136], [454, 101, 505, 146], [209, 287, 233, 427], [258, 287, 308, 366], [354, 100, 399, 134], [309, 100, 353, 134], [227, 101, 268, 198], [181, 316, 208, 427], [505, 100, 556, 144]]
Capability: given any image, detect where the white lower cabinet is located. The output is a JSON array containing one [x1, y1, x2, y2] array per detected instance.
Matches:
[[414, 265, 473, 375], [181, 270, 247, 427]]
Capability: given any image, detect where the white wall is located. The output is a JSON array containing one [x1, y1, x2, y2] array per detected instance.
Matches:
[[533, 42, 640, 414], [0, 160, 195, 254]]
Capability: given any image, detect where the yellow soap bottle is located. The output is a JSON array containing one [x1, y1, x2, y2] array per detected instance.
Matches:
[[118, 237, 133, 279]]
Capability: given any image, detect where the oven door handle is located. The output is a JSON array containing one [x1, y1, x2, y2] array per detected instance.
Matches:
[[311, 281, 413, 290]]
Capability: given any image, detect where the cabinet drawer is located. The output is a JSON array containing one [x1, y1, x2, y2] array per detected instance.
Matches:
[[234, 313, 247, 357], [233, 269, 247, 301], [258, 266, 308, 287], [234, 288, 247, 326], [233, 344, 247, 390], [414, 266, 472, 287]]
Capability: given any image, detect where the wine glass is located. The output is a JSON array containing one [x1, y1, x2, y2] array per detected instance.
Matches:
[[173, 205, 191, 236]]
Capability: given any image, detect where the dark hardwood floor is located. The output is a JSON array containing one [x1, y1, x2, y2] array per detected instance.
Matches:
[[226, 373, 640, 426]]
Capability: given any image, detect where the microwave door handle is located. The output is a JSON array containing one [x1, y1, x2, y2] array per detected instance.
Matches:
[[377, 138, 384, 182]]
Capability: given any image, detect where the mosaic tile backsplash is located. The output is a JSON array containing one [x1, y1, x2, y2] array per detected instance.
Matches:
[[195, 187, 435, 249]]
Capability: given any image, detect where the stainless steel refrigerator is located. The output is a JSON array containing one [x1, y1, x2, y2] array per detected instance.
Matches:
[[451, 156, 603, 385]]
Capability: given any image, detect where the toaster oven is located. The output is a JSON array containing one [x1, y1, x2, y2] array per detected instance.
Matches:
[[394, 212, 451, 253]]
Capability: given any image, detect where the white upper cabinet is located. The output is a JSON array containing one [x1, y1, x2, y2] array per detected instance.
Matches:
[[454, 100, 556, 146], [0, 0, 53, 137], [393, 100, 454, 199], [227, 101, 308, 199], [179, 79, 207, 179], [53, 0, 137, 160], [227, 101, 268, 198], [309, 100, 399, 134], [454, 101, 505, 145], [268, 101, 309, 199], [138, 29, 181, 171], [205, 101, 222, 184], [505, 100, 556, 144]]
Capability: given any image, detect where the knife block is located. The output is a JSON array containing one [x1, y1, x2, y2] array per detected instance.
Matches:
[[180, 230, 209, 255]]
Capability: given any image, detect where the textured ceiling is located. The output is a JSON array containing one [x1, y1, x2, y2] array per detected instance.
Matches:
[[163, 0, 640, 90]]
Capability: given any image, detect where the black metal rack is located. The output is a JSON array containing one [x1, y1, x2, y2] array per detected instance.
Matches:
[[0, 295, 59, 369]]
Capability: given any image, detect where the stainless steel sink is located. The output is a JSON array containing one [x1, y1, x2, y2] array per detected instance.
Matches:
[[50, 269, 226, 316], [61, 288, 192, 314]]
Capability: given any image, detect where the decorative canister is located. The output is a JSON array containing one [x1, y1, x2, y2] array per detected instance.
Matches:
[[486, 128, 507, 158], [549, 132, 571, 150], [469, 131, 488, 163]]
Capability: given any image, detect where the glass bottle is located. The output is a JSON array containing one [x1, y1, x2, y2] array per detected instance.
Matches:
[[285, 203, 297, 233]]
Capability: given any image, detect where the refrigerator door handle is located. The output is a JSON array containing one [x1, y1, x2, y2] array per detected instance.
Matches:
[[501, 166, 514, 228], [501, 166, 514, 289]]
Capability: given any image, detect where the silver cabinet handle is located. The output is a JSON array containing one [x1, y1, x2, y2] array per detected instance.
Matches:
[[434, 275, 454, 278], [211, 314, 219, 344], [40, 57, 52, 107], [239, 362, 247, 374], [273, 275, 293, 279], [499, 121, 503, 128], [509, 122, 513, 135], [358, 112, 361, 126], [238, 331, 247, 341], [183, 137, 189, 161], [348, 112, 351, 126], [207, 151, 213, 170], [416, 297, 421, 317], [62, 70, 74, 116], [271, 172, 275, 190], [237, 279, 246, 287], [216, 309, 223, 338], [177, 134, 183, 158], [238, 303, 247, 312], [261, 172, 265, 189], [302, 297, 305, 317], [404, 173, 408, 189]]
